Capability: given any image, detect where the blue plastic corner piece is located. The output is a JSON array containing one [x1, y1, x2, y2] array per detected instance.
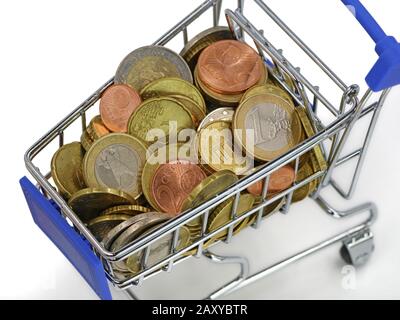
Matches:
[[366, 37, 400, 92], [19, 176, 112, 300], [341, 1, 400, 91]]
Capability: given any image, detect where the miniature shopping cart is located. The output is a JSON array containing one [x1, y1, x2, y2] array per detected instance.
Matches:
[[20, 0, 400, 300]]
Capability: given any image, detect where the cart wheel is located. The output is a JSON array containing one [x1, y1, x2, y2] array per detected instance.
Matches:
[[340, 230, 374, 266], [340, 245, 352, 265]]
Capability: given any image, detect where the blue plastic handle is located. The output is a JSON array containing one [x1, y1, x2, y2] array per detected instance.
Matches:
[[341, 0, 386, 43], [341, 0, 400, 92]]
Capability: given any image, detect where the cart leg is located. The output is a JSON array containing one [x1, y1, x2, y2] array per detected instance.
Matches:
[[124, 287, 140, 300], [212, 0, 223, 27], [202, 251, 250, 300], [202, 198, 377, 298]]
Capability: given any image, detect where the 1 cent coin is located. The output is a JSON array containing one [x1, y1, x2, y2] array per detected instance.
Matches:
[[246, 165, 296, 195], [100, 84, 141, 133], [197, 40, 264, 94]]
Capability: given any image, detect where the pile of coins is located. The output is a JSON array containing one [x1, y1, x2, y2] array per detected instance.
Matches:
[[50, 26, 326, 278]]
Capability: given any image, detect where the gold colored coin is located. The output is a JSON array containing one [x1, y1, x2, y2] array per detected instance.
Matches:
[[51, 142, 86, 199], [83, 133, 147, 199], [240, 197, 285, 230], [68, 187, 134, 223], [180, 26, 234, 72], [253, 196, 285, 218], [194, 65, 267, 107], [198, 120, 253, 175], [240, 84, 294, 106], [271, 71, 297, 94], [115, 46, 193, 92], [205, 193, 255, 245], [101, 205, 150, 216], [140, 77, 206, 113], [233, 93, 302, 162], [295, 107, 327, 172], [87, 214, 132, 241], [127, 97, 195, 145], [80, 130, 94, 152], [126, 224, 191, 274], [197, 107, 235, 131], [181, 170, 239, 228], [87, 115, 110, 141], [168, 95, 206, 127], [292, 162, 317, 202]]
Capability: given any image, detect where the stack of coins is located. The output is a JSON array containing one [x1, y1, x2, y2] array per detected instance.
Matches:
[[49, 27, 326, 277], [194, 39, 267, 108]]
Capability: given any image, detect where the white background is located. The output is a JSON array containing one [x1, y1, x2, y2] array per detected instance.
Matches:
[[1, 0, 400, 299]]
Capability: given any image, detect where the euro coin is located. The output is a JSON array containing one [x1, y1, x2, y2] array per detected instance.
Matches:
[[142, 144, 206, 215], [127, 97, 195, 145], [51, 142, 86, 199], [109, 212, 171, 273], [80, 130, 94, 152], [292, 162, 317, 202], [233, 93, 302, 161], [198, 40, 264, 94], [253, 196, 285, 216], [245, 165, 296, 195], [83, 133, 147, 199], [197, 107, 235, 131], [110, 213, 170, 253], [168, 95, 206, 127], [151, 161, 207, 216], [115, 46, 193, 92], [240, 83, 294, 106], [197, 120, 253, 175], [87, 115, 110, 141], [194, 64, 267, 107], [126, 224, 191, 273], [295, 106, 327, 172], [180, 26, 234, 72], [140, 77, 206, 113], [87, 214, 132, 241], [102, 212, 164, 250], [101, 204, 151, 216], [100, 84, 141, 133], [181, 170, 239, 228], [205, 193, 255, 244], [68, 187, 134, 223]]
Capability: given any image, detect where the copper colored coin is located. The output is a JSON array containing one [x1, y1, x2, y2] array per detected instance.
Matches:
[[247, 165, 296, 196], [151, 161, 207, 216], [197, 40, 263, 94], [100, 84, 142, 133]]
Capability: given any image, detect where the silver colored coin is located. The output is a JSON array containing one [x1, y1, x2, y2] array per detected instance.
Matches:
[[115, 46, 193, 91], [102, 213, 152, 250], [111, 214, 170, 252], [197, 107, 235, 131], [111, 214, 170, 272], [87, 214, 131, 242], [245, 103, 292, 150], [95, 144, 140, 193], [125, 223, 177, 273]]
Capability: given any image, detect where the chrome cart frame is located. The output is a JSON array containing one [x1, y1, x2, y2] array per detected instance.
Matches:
[[21, 0, 395, 300]]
